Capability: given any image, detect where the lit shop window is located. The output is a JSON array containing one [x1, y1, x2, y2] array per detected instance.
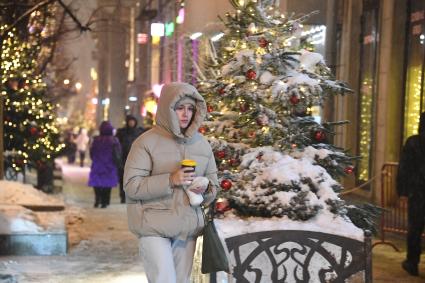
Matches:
[[357, 0, 379, 183], [403, 1, 425, 141]]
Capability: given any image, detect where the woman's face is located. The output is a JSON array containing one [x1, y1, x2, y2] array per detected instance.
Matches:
[[175, 103, 195, 129]]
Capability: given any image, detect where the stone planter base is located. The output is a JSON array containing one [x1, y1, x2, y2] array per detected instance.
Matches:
[[0, 232, 67, 256]]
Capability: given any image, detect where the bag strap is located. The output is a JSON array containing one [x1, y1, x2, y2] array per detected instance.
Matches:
[[201, 201, 216, 224]]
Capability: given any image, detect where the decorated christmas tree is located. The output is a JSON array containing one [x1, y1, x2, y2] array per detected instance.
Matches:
[[198, 0, 376, 231], [1, 26, 64, 185]]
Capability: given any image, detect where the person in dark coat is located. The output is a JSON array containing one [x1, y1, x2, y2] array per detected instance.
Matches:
[[397, 111, 425, 276], [64, 130, 77, 164], [88, 121, 121, 208], [115, 115, 144, 203]]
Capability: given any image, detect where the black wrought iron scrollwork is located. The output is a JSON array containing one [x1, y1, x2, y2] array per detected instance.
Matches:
[[225, 230, 372, 283]]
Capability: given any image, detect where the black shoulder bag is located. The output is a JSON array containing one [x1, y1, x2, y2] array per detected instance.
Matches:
[[201, 203, 230, 274]]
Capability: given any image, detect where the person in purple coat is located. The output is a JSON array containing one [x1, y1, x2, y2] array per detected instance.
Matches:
[[88, 121, 121, 208]]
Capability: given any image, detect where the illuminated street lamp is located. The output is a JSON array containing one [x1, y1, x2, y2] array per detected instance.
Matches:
[[75, 82, 82, 91], [63, 79, 70, 85]]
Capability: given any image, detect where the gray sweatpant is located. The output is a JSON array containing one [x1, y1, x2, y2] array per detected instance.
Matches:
[[139, 236, 197, 283]]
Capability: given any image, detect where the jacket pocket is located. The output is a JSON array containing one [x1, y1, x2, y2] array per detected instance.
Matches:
[[142, 208, 181, 238], [127, 202, 144, 236]]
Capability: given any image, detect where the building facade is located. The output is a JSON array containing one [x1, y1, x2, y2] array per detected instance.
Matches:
[[94, 0, 139, 128]]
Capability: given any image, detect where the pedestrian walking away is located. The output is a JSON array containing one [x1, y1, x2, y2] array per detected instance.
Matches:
[[397, 111, 425, 277], [88, 121, 122, 208], [124, 82, 219, 283], [75, 128, 90, 167], [116, 115, 144, 203], [64, 130, 77, 164]]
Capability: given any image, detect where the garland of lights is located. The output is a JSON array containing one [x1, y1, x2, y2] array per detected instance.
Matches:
[[358, 77, 373, 181], [404, 66, 422, 140]]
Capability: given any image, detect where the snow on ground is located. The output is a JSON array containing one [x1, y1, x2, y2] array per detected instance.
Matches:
[[0, 181, 64, 207]]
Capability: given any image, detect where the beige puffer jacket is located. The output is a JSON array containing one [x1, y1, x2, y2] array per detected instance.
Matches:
[[124, 82, 219, 240]]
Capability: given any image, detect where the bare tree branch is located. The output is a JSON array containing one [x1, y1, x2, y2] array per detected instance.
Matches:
[[57, 0, 91, 33], [0, 0, 56, 36], [1, 0, 92, 37], [37, 9, 68, 74]]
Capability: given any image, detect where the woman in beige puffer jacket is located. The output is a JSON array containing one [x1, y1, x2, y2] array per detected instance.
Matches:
[[124, 82, 219, 283]]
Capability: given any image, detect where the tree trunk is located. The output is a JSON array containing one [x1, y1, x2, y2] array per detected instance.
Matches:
[[36, 161, 54, 192]]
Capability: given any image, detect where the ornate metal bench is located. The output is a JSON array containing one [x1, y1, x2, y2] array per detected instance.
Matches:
[[210, 230, 372, 283]]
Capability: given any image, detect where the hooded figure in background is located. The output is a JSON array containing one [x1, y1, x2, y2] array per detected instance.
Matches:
[[124, 82, 218, 283], [397, 111, 425, 276], [115, 115, 145, 203], [88, 121, 121, 208]]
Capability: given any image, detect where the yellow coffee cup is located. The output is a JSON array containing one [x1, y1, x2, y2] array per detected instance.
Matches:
[[181, 159, 197, 172]]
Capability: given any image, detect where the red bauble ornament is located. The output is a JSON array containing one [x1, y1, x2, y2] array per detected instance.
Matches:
[[229, 158, 240, 167], [215, 150, 226, 159], [15, 159, 24, 167], [258, 37, 269, 48], [344, 166, 354, 174], [220, 179, 233, 190], [207, 105, 214, 113], [256, 152, 264, 161], [239, 102, 249, 113], [218, 87, 226, 95], [248, 131, 256, 138], [314, 130, 326, 142], [7, 80, 19, 91], [198, 126, 207, 134], [246, 69, 257, 80], [29, 126, 38, 136], [290, 94, 300, 105], [215, 199, 230, 213]]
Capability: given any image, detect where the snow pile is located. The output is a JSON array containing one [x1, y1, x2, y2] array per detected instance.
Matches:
[[234, 147, 341, 215], [299, 49, 324, 71], [0, 181, 66, 234], [224, 147, 361, 238], [0, 180, 64, 206], [0, 205, 43, 234]]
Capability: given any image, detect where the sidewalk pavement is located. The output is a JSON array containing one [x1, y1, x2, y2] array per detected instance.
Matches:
[[372, 234, 425, 282]]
